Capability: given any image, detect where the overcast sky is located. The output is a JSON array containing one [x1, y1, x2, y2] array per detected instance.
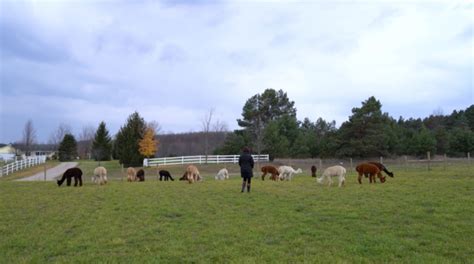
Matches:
[[0, 0, 472, 143]]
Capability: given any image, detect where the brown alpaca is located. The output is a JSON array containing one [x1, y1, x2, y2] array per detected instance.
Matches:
[[136, 169, 145, 182], [311, 165, 317, 177], [186, 165, 201, 184], [179, 172, 187, 181], [127, 167, 136, 182], [356, 163, 386, 184], [261, 165, 279, 181]]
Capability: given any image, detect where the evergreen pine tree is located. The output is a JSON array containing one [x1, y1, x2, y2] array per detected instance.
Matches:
[[58, 134, 78, 161], [114, 112, 147, 166], [92, 121, 113, 161]]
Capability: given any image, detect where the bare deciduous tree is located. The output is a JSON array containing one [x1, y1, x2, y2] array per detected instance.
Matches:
[[213, 119, 228, 133], [48, 123, 72, 149], [78, 125, 95, 159], [147, 121, 162, 135], [22, 119, 37, 156], [201, 108, 215, 162]]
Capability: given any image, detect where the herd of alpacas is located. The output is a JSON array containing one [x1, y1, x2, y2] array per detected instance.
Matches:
[[57, 161, 394, 188]]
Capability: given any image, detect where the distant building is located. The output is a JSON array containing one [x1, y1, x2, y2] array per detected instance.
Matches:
[[0, 144, 17, 161], [11, 143, 57, 159]]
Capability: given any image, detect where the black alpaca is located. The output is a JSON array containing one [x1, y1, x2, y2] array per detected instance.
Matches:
[[136, 169, 145, 182], [159, 170, 175, 181], [57, 168, 83, 187], [311, 165, 317, 177], [368, 161, 394, 177]]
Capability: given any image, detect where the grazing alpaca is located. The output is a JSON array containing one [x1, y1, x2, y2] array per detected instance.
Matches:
[[368, 161, 394, 177], [278, 166, 303, 181], [127, 167, 136, 182], [356, 163, 386, 184], [317, 165, 346, 187], [57, 167, 83, 187], [261, 165, 279, 181], [185, 165, 201, 184], [92, 166, 108, 185], [136, 169, 145, 182], [215, 168, 229, 180], [159, 170, 175, 181], [311, 165, 317, 177]]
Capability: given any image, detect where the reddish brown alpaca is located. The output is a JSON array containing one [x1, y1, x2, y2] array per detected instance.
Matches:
[[356, 163, 386, 184], [261, 165, 279, 181]]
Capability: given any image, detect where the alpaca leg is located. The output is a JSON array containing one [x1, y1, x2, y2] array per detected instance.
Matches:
[[338, 176, 345, 187], [66, 177, 72, 186], [241, 180, 247, 192], [262, 172, 266, 181], [78, 175, 82, 186], [358, 174, 362, 184], [247, 177, 251, 192]]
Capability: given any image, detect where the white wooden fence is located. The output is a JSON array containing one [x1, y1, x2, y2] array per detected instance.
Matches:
[[0, 156, 47, 177], [144, 154, 270, 167]]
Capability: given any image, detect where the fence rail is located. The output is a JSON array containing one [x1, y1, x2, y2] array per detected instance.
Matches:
[[144, 154, 270, 167], [0, 156, 47, 177]]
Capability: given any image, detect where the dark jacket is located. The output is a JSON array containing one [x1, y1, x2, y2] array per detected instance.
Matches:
[[239, 152, 254, 178]]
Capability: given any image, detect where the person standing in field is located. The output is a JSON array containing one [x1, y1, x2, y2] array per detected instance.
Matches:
[[239, 147, 254, 193]]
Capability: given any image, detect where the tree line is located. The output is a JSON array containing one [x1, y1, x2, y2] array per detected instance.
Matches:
[[15, 88, 473, 164], [215, 89, 474, 159]]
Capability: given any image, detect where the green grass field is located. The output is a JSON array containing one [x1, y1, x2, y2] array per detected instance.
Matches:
[[0, 161, 473, 263]]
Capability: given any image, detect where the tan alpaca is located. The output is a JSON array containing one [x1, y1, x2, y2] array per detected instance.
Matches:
[[92, 166, 108, 185], [186, 165, 201, 184], [127, 167, 136, 182]]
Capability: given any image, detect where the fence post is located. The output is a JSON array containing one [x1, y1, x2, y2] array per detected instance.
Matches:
[[380, 156, 383, 164], [44, 162, 47, 181], [121, 163, 124, 181], [350, 158, 353, 172], [427, 151, 431, 171], [319, 158, 322, 176], [404, 155, 408, 171], [444, 154, 447, 170]]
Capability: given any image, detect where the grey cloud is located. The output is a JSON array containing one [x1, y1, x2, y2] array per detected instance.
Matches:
[[0, 19, 71, 64], [160, 44, 187, 62]]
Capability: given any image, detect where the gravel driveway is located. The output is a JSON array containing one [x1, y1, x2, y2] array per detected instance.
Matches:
[[16, 162, 79, 181]]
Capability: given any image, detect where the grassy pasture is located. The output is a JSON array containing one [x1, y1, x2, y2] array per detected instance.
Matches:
[[0, 161, 473, 263]]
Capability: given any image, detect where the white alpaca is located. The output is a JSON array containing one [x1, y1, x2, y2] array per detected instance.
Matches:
[[92, 166, 108, 185], [317, 165, 346, 187], [278, 166, 302, 181], [215, 168, 229, 180]]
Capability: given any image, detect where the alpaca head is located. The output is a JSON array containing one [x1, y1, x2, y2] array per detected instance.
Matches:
[[380, 175, 386, 183], [387, 172, 394, 177], [316, 177, 323, 184], [296, 168, 302, 174], [57, 180, 62, 186]]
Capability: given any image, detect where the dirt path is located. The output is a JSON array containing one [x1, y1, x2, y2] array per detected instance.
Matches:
[[16, 162, 79, 181]]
